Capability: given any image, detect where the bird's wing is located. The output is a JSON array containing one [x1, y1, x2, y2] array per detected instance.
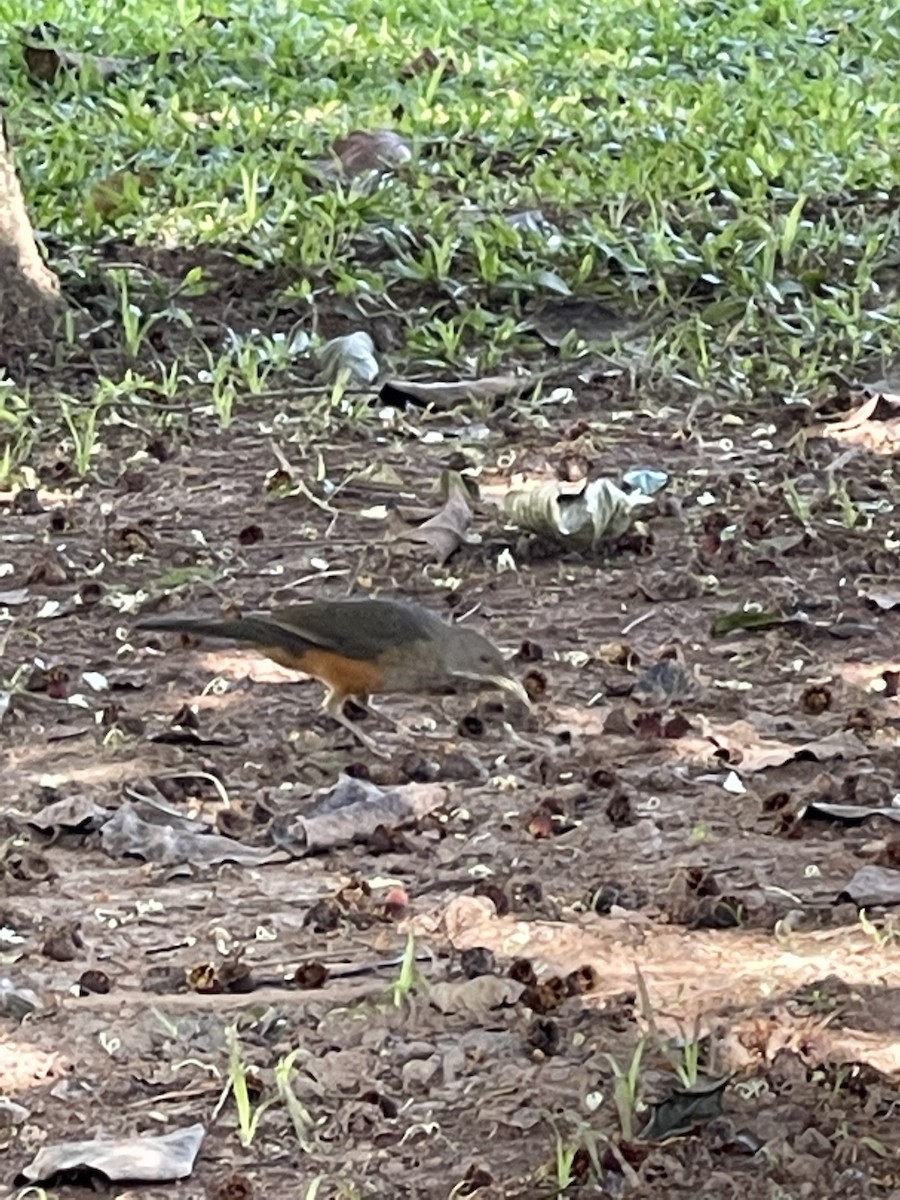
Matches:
[[269, 600, 441, 662]]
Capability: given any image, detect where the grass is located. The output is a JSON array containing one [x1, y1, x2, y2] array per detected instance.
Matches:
[[220, 1025, 320, 1154], [605, 1037, 646, 1141], [0, 0, 898, 470], [387, 930, 420, 1007], [636, 968, 712, 1093], [223, 1023, 267, 1148]]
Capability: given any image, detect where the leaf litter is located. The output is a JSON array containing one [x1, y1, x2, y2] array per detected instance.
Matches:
[[5, 411, 900, 1191], [17, 1123, 206, 1187]]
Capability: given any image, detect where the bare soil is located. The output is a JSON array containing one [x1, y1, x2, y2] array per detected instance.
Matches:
[[4, 275, 900, 1198]]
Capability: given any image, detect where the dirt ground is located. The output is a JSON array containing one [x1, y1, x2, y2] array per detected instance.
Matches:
[[4, 274, 900, 1197]]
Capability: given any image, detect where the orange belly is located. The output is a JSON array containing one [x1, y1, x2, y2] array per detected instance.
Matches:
[[259, 644, 385, 698]]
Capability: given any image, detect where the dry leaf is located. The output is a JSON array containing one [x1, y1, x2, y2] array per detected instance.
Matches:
[[429, 976, 524, 1015], [380, 373, 528, 410], [317, 331, 379, 386], [676, 719, 867, 774], [817, 393, 900, 454], [860, 584, 900, 611], [101, 803, 287, 867], [526, 296, 638, 347], [23, 43, 130, 83], [504, 478, 652, 552], [840, 865, 900, 907], [0, 589, 30, 606], [18, 1123, 205, 1185], [393, 486, 474, 564], [332, 129, 412, 177], [273, 774, 448, 854], [401, 47, 456, 79]]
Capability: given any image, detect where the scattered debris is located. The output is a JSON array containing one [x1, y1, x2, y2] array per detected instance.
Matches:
[[525, 296, 639, 347], [840, 865, 900, 907], [271, 773, 448, 853], [17, 1123, 206, 1186], [317, 331, 380, 387], [330, 129, 412, 177], [5, 11, 900, 1195], [391, 475, 474, 563], [23, 41, 131, 84], [503, 477, 653, 552], [380, 373, 530, 410], [639, 1075, 729, 1140]]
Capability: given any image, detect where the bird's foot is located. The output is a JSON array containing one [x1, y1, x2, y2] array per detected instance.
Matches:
[[331, 710, 393, 759]]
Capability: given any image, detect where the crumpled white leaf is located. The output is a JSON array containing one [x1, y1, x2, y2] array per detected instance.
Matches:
[[504, 478, 653, 552], [317, 331, 379, 387], [18, 1122, 206, 1185]]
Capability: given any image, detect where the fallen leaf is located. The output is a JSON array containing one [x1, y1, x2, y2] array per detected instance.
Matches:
[[710, 608, 787, 636], [805, 1026, 900, 1076], [17, 1123, 205, 1186], [504, 478, 652, 553], [803, 802, 900, 827], [317, 331, 379, 387], [860, 585, 900, 611], [676, 720, 867, 774], [331, 129, 412, 176], [840, 865, 900, 907], [27, 796, 113, 835], [101, 803, 287, 867], [392, 484, 473, 564], [272, 773, 448, 854], [639, 1076, 728, 1140], [380, 373, 529, 410], [816, 393, 900, 454], [429, 976, 524, 1015], [525, 296, 638, 348], [0, 588, 30, 606], [23, 43, 130, 83]]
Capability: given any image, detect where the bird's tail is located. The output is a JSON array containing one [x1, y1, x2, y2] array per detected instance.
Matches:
[[134, 613, 305, 654]]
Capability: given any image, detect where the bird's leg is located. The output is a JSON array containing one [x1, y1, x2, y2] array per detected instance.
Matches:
[[322, 689, 392, 759], [353, 694, 401, 731]]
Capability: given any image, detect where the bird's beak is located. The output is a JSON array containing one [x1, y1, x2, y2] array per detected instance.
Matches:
[[492, 674, 532, 709], [451, 669, 533, 708]]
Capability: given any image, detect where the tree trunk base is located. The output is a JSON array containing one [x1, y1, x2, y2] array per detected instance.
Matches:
[[0, 114, 64, 369]]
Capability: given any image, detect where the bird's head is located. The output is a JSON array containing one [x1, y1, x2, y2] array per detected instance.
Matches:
[[442, 626, 531, 706]]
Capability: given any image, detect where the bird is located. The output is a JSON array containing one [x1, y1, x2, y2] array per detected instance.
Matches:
[[133, 596, 530, 757]]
